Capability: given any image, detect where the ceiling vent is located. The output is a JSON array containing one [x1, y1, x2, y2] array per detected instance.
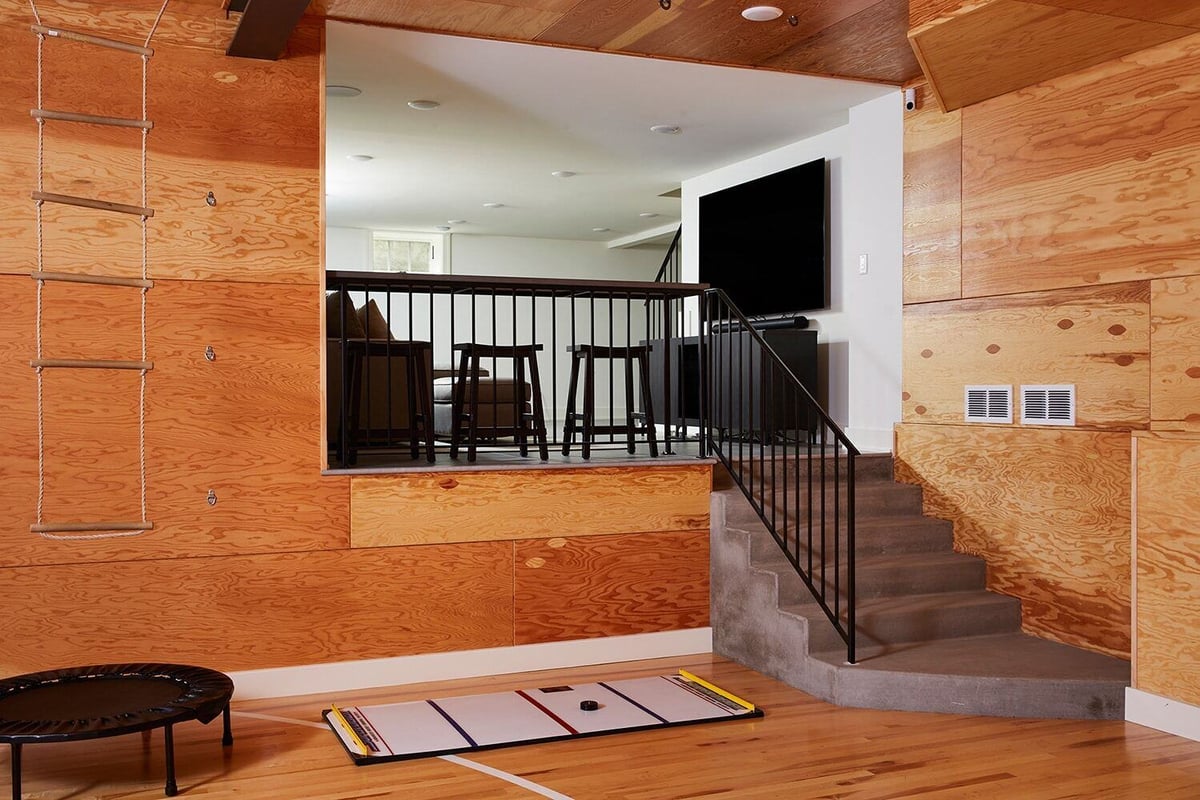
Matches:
[[1021, 385, 1075, 426], [964, 385, 1012, 424]]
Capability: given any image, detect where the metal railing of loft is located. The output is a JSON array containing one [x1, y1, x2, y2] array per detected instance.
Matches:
[[325, 270, 703, 467], [700, 288, 859, 665]]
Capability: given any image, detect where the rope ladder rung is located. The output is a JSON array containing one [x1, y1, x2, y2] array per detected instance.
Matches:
[[31, 521, 154, 534], [32, 109, 153, 130], [31, 358, 153, 371], [30, 24, 154, 56], [32, 191, 154, 218], [32, 271, 153, 289]]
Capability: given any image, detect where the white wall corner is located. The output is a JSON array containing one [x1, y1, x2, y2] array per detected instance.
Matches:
[[228, 628, 713, 700], [1126, 688, 1200, 743]]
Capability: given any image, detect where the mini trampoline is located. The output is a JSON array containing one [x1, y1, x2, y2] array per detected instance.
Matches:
[[0, 663, 233, 799]]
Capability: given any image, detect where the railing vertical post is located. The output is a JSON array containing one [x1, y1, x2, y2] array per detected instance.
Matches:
[[847, 452, 857, 665], [697, 292, 708, 458]]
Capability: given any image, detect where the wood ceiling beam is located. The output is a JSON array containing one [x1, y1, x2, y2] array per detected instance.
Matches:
[[227, 0, 312, 60]]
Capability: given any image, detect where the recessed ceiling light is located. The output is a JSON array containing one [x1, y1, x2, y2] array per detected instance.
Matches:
[[435, 225, 451, 231], [482, 202, 504, 208], [407, 99, 440, 111], [551, 170, 576, 178], [592, 227, 610, 232], [447, 219, 467, 225], [741, 5, 783, 21], [649, 124, 681, 135], [346, 154, 374, 162], [639, 212, 659, 218], [326, 84, 361, 97]]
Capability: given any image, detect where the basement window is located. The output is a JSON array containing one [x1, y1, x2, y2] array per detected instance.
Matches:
[[372, 231, 446, 274]]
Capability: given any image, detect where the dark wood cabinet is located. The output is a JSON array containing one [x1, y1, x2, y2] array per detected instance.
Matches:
[[649, 329, 819, 437]]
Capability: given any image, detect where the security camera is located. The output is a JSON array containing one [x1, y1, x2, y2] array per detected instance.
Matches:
[[904, 88, 917, 112]]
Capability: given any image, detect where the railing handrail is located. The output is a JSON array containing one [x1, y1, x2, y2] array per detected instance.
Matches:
[[702, 287, 860, 458], [652, 226, 682, 284], [701, 286, 857, 665], [328, 269, 704, 300]]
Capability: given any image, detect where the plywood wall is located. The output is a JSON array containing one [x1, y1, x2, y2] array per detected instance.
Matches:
[[1133, 434, 1200, 706], [895, 424, 1131, 657], [0, 0, 710, 677], [901, 31, 1200, 671]]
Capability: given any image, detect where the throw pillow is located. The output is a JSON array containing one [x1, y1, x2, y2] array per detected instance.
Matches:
[[326, 290, 366, 339], [357, 299, 393, 341]]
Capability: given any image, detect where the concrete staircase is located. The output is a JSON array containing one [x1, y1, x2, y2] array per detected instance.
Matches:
[[711, 452, 1130, 719]]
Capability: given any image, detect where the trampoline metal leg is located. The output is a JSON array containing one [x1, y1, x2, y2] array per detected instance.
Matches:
[[163, 724, 177, 797], [222, 703, 233, 746], [9, 743, 19, 800]]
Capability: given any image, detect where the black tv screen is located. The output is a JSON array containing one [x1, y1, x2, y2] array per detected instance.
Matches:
[[698, 158, 828, 317]]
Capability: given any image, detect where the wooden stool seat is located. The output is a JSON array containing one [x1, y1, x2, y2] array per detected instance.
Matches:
[[449, 343, 549, 462], [561, 344, 658, 459]]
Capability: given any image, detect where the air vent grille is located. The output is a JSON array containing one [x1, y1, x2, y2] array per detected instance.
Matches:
[[1021, 385, 1075, 426], [964, 385, 1012, 424]]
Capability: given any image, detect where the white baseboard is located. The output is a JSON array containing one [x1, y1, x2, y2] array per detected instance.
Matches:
[[1126, 688, 1200, 742], [229, 628, 713, 700]]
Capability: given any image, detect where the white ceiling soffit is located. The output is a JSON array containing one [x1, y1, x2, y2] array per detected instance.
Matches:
[[324, 22, 892, 243]]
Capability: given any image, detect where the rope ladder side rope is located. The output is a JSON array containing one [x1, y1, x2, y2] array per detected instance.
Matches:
[[27, 0, 170, 540]]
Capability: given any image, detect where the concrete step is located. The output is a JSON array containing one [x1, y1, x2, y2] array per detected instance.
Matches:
[[809, 633, 1130, 719], [725, 479, 926, 524], [751, 544, 986, 599], [781, 589, 1023, 653], [722, 451, 894, 483], [748, 513, 955, 556]]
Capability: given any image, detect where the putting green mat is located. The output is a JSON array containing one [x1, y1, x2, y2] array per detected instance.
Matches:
[[324, 670, 762, 764]]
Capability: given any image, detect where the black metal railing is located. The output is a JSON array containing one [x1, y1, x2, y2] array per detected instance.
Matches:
[[700, 288, 858, 664], [325, 270, 703, 467]]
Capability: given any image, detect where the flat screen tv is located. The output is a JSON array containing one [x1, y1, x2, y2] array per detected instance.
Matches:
[[698, 157, 828, 318]]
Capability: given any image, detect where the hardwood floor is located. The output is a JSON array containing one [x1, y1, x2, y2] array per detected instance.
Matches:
[[4, 655, 1200, 799]]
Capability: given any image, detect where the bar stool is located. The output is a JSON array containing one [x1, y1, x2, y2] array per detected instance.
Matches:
[[561, 344, 658, 460], [343, 339, 435, 464], [449, 343, 549, 462]]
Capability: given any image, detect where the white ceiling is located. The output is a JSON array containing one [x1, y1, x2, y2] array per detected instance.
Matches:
[[325, 22, 894, 245]]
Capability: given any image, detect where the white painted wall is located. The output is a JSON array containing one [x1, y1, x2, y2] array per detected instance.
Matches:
[[449, 234, 663, 280], [327, 226, 372, 270], [681, 92, 904, 453]]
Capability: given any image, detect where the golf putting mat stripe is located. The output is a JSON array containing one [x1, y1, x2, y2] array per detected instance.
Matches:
[[324, 672, 763, 765]]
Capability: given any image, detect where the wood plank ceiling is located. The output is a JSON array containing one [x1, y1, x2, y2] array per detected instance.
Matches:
[[307, 0, 923, 86]]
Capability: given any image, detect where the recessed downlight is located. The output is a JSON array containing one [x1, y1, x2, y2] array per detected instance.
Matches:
[[447, 219, 467, 225], [592, 227, 610, 232], [741, 5, 783, 21], [551, 170, 576, 178], [649, 124, 681, 135], [435, 225, 451, 231], [326, 84, 361, 97], [346, 154, 374, 162], [482, 202, 504, 208], [407, 99, 440, 111], [639, 212, 659, 218]]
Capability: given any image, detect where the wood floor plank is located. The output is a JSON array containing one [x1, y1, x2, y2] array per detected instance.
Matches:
[[4, 656, 1200, 799]]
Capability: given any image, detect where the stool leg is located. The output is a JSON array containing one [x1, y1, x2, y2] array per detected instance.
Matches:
[[467, 355, 482, 463], [10, 742, 20, 800], [581, 351, 594, 460], [164, 724, 178, 797], [526, 350, 549, 461], [449, 349, 468, 459], [624, 354, 636, 454], [222, 703, 234, 746], [638, 351, 659, 458], [561, 351, 582, 456], [515, 356, 529, 457]]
